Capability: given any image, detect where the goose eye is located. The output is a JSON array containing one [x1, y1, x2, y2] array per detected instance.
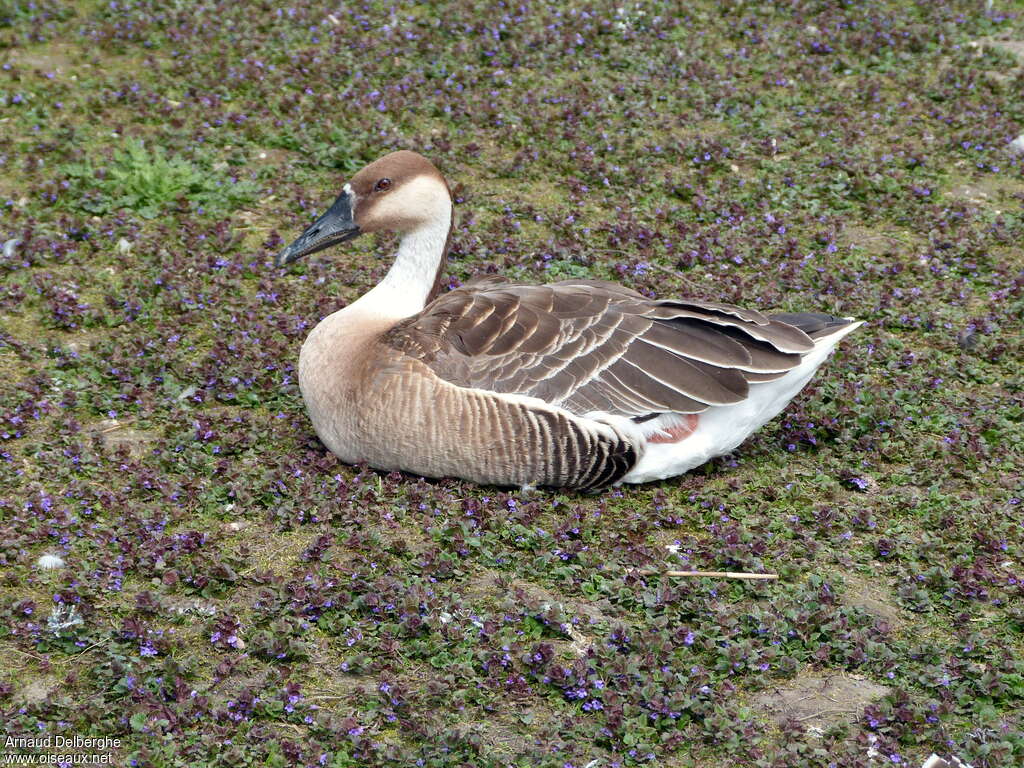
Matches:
[[374, 178, 392, 192]]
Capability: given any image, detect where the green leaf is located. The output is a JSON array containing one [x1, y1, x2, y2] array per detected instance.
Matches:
[[129, 711, 148, 732]]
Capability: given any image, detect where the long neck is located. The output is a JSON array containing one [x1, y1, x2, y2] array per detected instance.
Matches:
[[351, 206, 452, 319]]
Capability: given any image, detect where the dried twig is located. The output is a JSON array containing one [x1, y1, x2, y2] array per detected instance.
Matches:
[[63, 641, 104, 665], [877, 231, 917, 245], [665, 570, 779, 580], [10, 647, 47, 663], [796, 708, 858, 722], [647, 262, 700, 289]]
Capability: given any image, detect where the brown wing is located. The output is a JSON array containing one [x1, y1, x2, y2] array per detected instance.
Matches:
[[381, 279, 815, 418]]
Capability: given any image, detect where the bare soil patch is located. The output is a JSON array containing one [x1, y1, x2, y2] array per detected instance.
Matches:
[[461, 570, 622, 657], [88, 418, 159, 459], [462, 569, 618, 627], [4, 46, 77, 76], [839, 571, 902, 627], [839, 224, 916, 255], [984, 38, 1024, 61], [755, 671, 891, 729], [16, 675, 59, 706]]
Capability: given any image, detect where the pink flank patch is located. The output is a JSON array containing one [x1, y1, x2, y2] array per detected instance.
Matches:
[[647, 414, 699, 444]]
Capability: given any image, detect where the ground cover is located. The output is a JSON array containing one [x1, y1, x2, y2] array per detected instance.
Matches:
[[1, 1, 1022, 766]]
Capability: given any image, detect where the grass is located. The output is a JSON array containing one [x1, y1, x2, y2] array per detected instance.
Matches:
[[1, 1, 1023, 767]]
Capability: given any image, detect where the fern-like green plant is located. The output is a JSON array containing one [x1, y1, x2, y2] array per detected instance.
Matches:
[[63, 140, 258, 219]]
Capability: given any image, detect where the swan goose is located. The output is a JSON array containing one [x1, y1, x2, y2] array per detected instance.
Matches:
[[276, 151, 862, 491]]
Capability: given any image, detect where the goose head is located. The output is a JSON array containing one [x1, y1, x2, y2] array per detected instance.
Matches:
[[275, 150, 451, 266]]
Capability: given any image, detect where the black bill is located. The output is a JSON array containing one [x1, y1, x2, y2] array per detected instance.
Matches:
[[275, 189, 360, 266]]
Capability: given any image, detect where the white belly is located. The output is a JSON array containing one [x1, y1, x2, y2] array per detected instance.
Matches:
[[620, 322, 862, 483]]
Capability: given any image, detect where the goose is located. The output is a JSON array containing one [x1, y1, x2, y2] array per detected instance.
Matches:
[[275, 151, 862, 491]]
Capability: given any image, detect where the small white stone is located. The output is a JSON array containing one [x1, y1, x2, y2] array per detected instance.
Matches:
[[1008, 134, 1024, 156], [116, 237, 132, 255], [866, 733, 881, 759], [2, 238, 21, 259], [37, 554, 65, 570]]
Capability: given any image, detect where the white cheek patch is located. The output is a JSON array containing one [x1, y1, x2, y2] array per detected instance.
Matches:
[[371, 176, 448, 225], [344, 183, 357, 219]]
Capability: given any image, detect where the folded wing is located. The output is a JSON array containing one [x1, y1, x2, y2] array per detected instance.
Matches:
[[381, 277, 815, 419]]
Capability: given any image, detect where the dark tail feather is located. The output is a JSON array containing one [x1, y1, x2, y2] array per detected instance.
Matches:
[[771, 312, 856, 340]]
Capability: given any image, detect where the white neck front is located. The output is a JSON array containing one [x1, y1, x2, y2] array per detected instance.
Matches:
[[349, 207, 451, 319]]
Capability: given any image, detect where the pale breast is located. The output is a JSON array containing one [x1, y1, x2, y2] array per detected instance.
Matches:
[[297, 311, 395, 465], [297, 309, 640, 490]]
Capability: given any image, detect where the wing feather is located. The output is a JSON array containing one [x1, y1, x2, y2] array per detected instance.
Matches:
[[382, 278, 817, 420], [642, 320, 753, 369], [620, 341, 749, 405]]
